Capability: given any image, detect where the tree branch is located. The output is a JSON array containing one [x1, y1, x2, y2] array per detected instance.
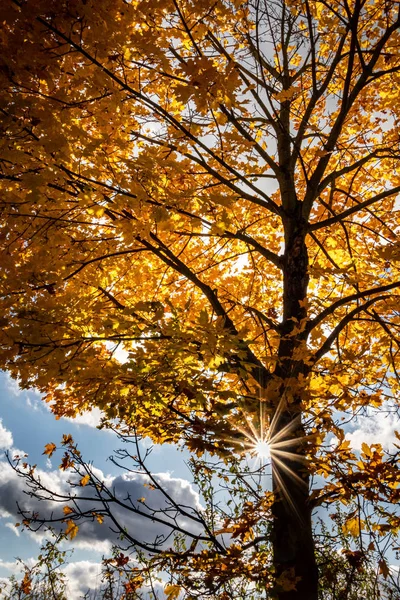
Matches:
[[307, 281, 400, 334]]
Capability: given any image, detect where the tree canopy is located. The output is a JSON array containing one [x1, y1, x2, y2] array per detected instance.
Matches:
[[1, 0, 400, 598]]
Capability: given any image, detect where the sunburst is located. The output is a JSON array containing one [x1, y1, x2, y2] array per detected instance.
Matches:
[[254, 439, 271, 459], [221, 393, 309, 516]]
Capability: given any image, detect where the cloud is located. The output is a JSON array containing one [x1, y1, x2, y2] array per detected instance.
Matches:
[[0, 458, 203, 552], [346, 410, 400, 451], [0, 420, 13, 450], [62, 408, 104, 428], [0, 558, 33, 573], [3, 374, 24, 397], [4, 522, 19, 536], [64, 560, 103, 599], [60, 407, 105, 429]]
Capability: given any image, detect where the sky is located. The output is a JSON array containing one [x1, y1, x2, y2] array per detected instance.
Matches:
[[1, 370, 400, 598]]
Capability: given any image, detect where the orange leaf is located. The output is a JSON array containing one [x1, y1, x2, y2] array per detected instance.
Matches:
[[164, 584, 181, 600], [21, 572, 32, 595], [379, 559, 390, 579], [65, 519, 79, 540], [43, 443, 57, 458], [80, 474, 90, 486], [62, 434, 74, 446]]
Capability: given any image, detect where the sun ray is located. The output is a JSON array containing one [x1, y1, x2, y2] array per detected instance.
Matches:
[[271, 437, 308, 451], [243, 412, 261, 441], [268, 415, 302, 447], [271, 455, 307, 488], [271, 468, 302, 520], [268, 394, 287, 438], [215, 390, 310, 524], [272, 448, 307, 464], [232, 424, 259, 445]]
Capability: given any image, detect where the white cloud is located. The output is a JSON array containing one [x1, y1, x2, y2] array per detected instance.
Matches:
[[0, 557, 36, 574], [62, 407, 104, 428], [3, 374, 23, 397], [0, 420, 13, 450], [0, 578, 11, 595], [346, 410, 400, 451], [64, 560, 104, 599], [25, 395, 42, 411], [3, 373, 107, 429], [0, 457, 203, 552], [4, 522, 19, 537]]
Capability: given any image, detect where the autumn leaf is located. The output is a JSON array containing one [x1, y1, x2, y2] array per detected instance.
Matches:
[[80, 474, 90, 487], [63, 506, 74, 515], [164, 584, 181, 600], [342, 517, 364, 537], [379, 558, 390, 579], [361, 442, 372, 458], [59, 453, 74, 471], [64, 520, 79, 541], [62, 434, 74, 446], [43, 443, 57, 458], [115, 553, 129, 567], [20, 572, 32, 595]]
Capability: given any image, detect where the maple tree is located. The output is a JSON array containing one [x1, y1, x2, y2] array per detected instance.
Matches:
[[1, 0, 400, 597]]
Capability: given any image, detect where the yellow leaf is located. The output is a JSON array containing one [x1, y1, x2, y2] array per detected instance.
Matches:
[[80, 474, 90, 487], [342, 516, 363, 537], [379, 558, 390, 579], [62, 434, 74, 446], [361, 442, 372, 458], [275, 86, 298, 101], [65, 520, 79, 540], [164, 584, 181, 600], [43, 443, 57, 458], [63, 506, 74, 515]]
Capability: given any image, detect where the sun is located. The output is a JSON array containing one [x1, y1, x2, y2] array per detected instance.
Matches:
[[254, 439, 271, 459]]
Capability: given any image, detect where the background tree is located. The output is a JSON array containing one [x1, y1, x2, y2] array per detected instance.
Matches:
[[1, 0, 400, 597], [0, 531, 134, 599], [0, 535, 69, 600]]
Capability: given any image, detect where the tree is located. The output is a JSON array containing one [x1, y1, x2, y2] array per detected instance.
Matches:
[[0, 534, 69, 600], [1, 0, 400, 596]]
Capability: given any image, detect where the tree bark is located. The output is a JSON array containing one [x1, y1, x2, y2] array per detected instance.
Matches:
[[270, 212, 318, 600]]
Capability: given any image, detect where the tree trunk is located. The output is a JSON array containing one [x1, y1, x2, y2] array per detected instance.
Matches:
[[270, 213, 319, 600], [271, 412, 318, 600]]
